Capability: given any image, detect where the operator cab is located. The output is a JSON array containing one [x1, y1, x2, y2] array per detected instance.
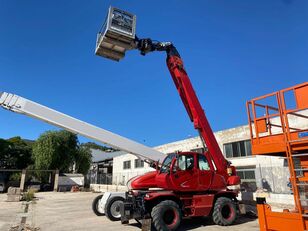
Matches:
[[155, 152, 225, 192]]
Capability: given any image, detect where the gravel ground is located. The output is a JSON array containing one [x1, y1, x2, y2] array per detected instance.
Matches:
[[0, 192, 260, 231]]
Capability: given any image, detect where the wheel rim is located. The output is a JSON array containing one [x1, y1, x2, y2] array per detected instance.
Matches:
[[163, 208, 178, 228], [221, 204, 233, 220], [110, 200, 122, 218]]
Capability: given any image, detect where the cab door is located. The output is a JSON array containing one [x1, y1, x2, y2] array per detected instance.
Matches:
[[169, 154, 199, 191], [197, 154, 213, 190]]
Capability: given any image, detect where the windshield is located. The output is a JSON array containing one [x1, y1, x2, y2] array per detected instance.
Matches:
[[160, 153, 176, 173]]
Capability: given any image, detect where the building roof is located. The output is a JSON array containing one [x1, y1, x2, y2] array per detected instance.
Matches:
[[91, 149, 127, 163]]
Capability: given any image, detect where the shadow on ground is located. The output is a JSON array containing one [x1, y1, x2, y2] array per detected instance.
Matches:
[[179, 214, 257, 230], [128, 214, 258, 231]]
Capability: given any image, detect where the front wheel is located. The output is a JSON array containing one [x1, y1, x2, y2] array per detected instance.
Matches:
[[212, 197, 237, 226], [92, 194, 104, 216], [151, 200, 181, 231], [105, 196, 125, 221]]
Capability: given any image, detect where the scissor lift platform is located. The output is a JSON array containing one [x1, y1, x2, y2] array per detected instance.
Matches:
[[247, 82, 308, 231], [247, 82, 308, 156]]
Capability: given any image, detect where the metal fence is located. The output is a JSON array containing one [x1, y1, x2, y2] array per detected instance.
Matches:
[[87, 170, 149, 186]]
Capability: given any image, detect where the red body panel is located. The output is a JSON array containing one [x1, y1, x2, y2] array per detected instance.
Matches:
[[130, 171, 158, 189], [227, 175, 241, 186], [192, 194, 215, 216]]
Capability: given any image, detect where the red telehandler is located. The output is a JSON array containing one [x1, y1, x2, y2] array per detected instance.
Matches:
[[95, 7, 241, 231]]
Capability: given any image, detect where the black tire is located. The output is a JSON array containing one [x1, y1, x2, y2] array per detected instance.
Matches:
[[151, 200, 182, 231], [92, 194, 104, 216], [212, 197, 237, 226], [105, 196, 125, 221]]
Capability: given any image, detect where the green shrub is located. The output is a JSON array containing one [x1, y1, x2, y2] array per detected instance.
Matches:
[[9, 172, 21, 181], [23, 189, 36, 201]]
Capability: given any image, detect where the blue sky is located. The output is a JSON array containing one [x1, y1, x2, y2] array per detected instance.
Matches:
[[0, 0, 307, 147]]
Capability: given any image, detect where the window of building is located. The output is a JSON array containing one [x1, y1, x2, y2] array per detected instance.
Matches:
[[223, 140, 252, 158], [237, 167, 257, 192], [237, 169, 255, 182], [190, 147, 207, 154], [134, 159, 144, 168], [123, 160, 131, 169]]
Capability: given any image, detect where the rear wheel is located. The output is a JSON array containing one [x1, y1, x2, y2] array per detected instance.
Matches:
[[92, 194, 104, 216], [151, 200, 181, 231], [105, 196, 125, 221], [212, 197, 237, 226]]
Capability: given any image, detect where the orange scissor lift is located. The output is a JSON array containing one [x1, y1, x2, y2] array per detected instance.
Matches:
[[247, 82, 308, 231]]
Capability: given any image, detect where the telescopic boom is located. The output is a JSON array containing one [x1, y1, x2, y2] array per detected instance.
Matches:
[[0, 92, 165, 163], [136, 39, 229, 175]]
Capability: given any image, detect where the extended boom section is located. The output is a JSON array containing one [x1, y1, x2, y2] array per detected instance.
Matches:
[[165, 46, 229, 175], [136, 40, 231, 177], [0, 92, 165, 163]]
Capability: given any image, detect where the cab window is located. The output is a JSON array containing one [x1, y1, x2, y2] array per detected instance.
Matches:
[[198, 154, 210, 170], [177, 155, 194, 170], [161, 153, 176, 173]]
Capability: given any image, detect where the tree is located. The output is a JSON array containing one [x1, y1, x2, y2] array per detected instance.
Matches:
[[75, 146, 92, 175], [32, 130, 92, 175], [0, 137, 33, 169], [0, 138, 10, 168], [32, 130, 76, 172]]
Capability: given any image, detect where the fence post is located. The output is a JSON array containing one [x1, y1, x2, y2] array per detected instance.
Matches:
[[54, 170, 59, 192], [20, 169, 27, 192]]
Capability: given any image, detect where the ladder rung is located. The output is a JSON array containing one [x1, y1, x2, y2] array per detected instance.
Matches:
[[295, 169, 308, 171], [289, 138, 308, 144], [300, 198, 308, 201], [297, 183, 308, 186], [292, 153, 308, 157], [302, 214, 308, 217]]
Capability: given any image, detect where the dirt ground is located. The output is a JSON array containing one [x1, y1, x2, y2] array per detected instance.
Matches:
[[0, 192, 260, 231]]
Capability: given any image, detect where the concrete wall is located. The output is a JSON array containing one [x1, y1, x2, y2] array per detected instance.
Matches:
[[112, 154, 154, 185], [255, 155, 290, 194], [90, 183, 127, 192], [155, 136, 202, 154]]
